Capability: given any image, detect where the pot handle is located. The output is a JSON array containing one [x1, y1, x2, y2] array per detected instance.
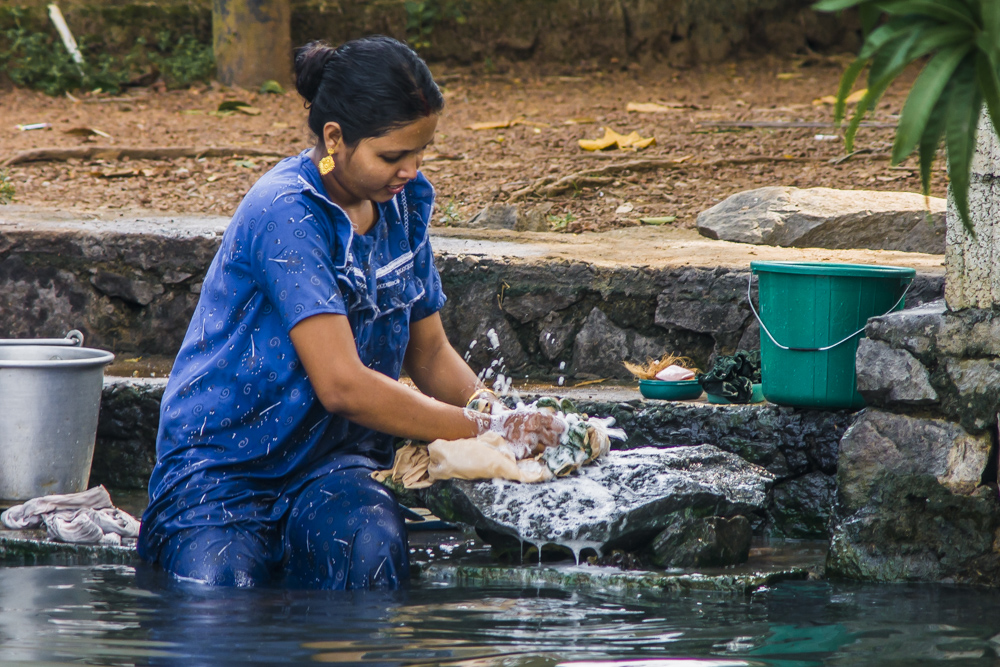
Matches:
[[0, 329, 85, 347]]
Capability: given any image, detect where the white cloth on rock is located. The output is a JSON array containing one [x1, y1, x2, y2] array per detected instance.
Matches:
[[0, 485, 140, 545]]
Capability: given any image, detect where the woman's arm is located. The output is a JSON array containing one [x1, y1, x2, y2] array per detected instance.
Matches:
[[290, 313, 559, 445], [403, 312, 481, 407]]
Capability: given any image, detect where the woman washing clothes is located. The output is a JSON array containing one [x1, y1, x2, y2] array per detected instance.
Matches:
[[138, 36, 565, 589]]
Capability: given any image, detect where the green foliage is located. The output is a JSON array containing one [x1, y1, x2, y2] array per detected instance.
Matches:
[[814, 0, 1000, 235], [404, 0, 467, 51], [0, 10, 213, 95], [437, 200, 463, 225], [547, 212, 576, 231], [0, 169, 14, 205], [146, 32, 214, 89]]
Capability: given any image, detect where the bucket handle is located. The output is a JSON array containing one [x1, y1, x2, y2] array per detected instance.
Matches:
[[746, 274, 911, 352], [0, 329, 84, 347]]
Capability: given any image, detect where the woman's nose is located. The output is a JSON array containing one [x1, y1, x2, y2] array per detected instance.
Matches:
[[398, 155, 421, 180]]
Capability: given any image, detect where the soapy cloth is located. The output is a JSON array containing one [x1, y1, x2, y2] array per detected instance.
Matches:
[[372, 396, 625, 490], [0, 485, 141, 546], [697, 350, 761, 403]]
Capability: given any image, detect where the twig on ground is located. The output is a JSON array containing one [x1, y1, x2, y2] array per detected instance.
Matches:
[[2, 146, 287, 166], [828, 149, 881, 165], [698, 120, 897, 129], [511, 155, 820, 199]]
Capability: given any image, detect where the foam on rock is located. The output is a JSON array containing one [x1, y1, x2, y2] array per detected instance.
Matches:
[[423, 445, 774, 561]]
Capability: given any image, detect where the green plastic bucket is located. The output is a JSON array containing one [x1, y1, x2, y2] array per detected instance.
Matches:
[[749, 261, 915, 409]]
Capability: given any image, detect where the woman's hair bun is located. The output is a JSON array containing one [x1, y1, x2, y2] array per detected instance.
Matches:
[[294, 41, 337, 105]]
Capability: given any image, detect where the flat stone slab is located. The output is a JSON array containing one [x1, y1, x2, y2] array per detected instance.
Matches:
[[422, 445, 774, 557], [696, 186, 946, 253], [417, 562, 810, 595], [0, 530, 139, 566]]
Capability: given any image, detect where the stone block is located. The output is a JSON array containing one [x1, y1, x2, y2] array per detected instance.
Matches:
[[837, 410, 991, 515], [866, 299, 1000, 363], [650, 510, 751, 568], [855, 338, 938, 406], [827, 479, 1000, 586], [941, 358, 1000, 432], [696, 187, 946, 253], [865, 298, 944, 357], [570, 307, 666, 378], [770, 472, 836, 538], [466, 204, 549, 232]]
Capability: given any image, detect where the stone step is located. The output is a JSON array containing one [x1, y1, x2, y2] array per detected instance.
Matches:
[[94, 377, 854, 538], [0, 206, 946, 381]]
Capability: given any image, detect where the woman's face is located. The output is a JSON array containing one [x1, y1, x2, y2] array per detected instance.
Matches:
[[324, 114, 439, 205]]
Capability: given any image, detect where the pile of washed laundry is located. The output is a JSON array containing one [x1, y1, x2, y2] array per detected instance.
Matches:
[[373, 396, 626, 490], [0, 485, 140, 546]]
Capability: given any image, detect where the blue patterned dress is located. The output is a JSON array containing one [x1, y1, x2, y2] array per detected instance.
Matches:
[[138, 152, 445, 588]]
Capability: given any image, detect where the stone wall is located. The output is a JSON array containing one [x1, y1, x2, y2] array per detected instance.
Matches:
[[0, 217, 946, 381], [91, 378, 855, 538], [827, 301, 1000, 585], [3, 0, 860, 66]]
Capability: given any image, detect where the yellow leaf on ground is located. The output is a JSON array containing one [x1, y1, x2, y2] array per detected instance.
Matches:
[[236, 105, 262, 116], [579, 128, 656, 151], [579, 128, 625, 150], [777, 72, 802, 80], [564, 117, 597, 125], [812, 89, 868, 106], [467, 119, 520, 130], [845, 89, 868, 104], [626, 102, 675, 113]]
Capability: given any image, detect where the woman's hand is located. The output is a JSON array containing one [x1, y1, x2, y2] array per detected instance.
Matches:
[[479, 409, 566, 459]]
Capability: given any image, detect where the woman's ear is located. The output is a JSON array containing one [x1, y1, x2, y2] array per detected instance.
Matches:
[[322, 122, 344, 152]]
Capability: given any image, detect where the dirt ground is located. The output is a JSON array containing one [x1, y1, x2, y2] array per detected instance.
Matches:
[[0, 53, 942, 233]]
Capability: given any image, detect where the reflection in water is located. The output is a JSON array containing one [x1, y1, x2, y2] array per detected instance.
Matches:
[[0, 565, 1000, 665]]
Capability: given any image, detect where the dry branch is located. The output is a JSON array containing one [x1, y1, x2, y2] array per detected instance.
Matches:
[[698, 120, 897, 129], [2, 146, 287, 167], [511, 155, 821, 199]]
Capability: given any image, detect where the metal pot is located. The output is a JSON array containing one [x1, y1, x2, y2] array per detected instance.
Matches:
[[0, 331, 115, 500]]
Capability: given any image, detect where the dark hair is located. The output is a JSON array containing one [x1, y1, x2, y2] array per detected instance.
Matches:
[[294, 36, 444, 146]]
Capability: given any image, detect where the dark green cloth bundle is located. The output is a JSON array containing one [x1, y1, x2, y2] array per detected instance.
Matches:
[[697, 350, 761, 403]]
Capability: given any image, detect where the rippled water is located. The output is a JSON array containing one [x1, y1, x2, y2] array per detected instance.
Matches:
[[2, 561, 1000, 666]]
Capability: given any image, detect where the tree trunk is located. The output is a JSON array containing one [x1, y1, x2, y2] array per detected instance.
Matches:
[[945, 112, 1000, 310], [213, 0, 292, 89]]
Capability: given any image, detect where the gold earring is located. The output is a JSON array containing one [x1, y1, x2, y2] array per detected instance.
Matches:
[[318, 146, 336, 176]]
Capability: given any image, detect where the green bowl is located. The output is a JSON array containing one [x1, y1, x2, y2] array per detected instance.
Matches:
[[706, 383, 765, 404], [638, 379, 703, 401]]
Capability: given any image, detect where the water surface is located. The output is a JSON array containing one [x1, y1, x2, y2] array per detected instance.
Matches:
[[2, 561, 1000, 666]]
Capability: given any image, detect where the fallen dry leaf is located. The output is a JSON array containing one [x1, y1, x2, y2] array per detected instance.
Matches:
[[578, 127, 656, 151], [64, 127, 111, 138], [626, 102, 677, 113], [466, 119, 521, 130], [777, 72, 802, 80], [812, 89, 868, 106], [92, 168, 138, 178], [563, 117, 597, 125], [640, 215, 677, 225]]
